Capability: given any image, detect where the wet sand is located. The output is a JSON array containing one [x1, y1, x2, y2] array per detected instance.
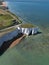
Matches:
[[0, 33, 25, 56], [9, 34, 25, 48]]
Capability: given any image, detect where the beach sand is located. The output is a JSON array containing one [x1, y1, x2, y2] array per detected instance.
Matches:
[[9, 34, 25, 48]]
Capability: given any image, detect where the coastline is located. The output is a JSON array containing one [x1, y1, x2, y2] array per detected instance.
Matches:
[[0, 9, 21, 37], [0, 1, 49, 65], [0, 7, 23, 36], [0, 2, 25, 49], [0, 33, 25, 56]]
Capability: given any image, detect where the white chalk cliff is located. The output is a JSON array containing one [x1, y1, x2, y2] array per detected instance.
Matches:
[[17, 27, 38, 35]]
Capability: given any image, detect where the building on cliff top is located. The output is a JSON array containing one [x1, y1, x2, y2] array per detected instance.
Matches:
[[0, 1, 3, 5], [0, 1, 8, 10]]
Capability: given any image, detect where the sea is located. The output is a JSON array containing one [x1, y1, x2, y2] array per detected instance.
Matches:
[[7, 1, 49, 32], [0, 1, 49, 65]]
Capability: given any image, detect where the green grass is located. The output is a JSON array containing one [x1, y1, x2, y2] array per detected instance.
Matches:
[[20, 23, 35, 28], [0, 10, 22, 30], [0, 19, 14, 30], [0, 14, 17, 30], [7, 10, 22, 23], [0, 9, 23, 30], [0, 14, 13, 20]]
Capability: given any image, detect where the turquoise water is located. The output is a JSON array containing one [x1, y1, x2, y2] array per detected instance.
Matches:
[[8, 2, 49, 26], [7, 2, 49, 33], [0, 1, 49, 65]]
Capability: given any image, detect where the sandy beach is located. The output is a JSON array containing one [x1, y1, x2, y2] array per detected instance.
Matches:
[[9, 34, 25, 48]]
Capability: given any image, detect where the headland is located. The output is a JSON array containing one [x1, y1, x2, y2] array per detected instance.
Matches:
[[0, 1, 39, 55]]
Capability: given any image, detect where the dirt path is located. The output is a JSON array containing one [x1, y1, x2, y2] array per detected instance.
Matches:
[[9, 35, 25, 48], [0, 9, 6, 14]]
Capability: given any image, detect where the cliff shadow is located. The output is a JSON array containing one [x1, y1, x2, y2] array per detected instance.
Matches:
[[29, 31, 42, 36], [0, 33, 23, 56], [33, 31, 42, 35]]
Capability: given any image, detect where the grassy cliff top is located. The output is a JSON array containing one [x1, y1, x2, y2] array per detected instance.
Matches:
[[20, 23, 35, 28], [0, 13, 14, 29], [0, 9, 22, 30]]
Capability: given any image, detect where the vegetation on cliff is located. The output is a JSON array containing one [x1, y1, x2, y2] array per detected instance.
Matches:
[[20, 23, 35, 28], [0, 9, 22, 30]]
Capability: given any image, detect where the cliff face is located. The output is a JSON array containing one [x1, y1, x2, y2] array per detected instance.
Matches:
[[17, 27, 38, 35]]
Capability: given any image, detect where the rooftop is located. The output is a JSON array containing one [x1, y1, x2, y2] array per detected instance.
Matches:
[[0, 1, 7, 7]]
